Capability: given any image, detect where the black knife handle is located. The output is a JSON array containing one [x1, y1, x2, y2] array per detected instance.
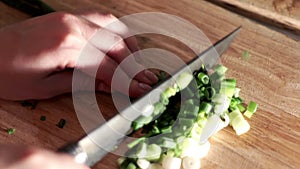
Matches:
[[58, 142, 81, 155], [1, 0, 55, 16]]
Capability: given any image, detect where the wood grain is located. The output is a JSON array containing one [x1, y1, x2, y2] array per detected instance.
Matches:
[[0, 0, 299, 169], [206, 0, 300, 37], [239, 0, 300, 20]]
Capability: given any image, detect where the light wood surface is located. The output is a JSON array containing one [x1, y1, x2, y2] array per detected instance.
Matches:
[[239, 0, 300, 20], [0, 0, 299, 169], [207, 0, 300, 37]]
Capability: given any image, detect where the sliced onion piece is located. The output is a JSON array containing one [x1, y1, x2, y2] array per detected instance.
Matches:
[[182, 156, 201, 169]]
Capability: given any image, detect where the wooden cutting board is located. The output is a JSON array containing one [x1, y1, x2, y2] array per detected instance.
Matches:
[[0, 0, 299, 169]]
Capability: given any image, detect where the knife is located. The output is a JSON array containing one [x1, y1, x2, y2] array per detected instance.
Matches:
[[58, 27, 241, 166]]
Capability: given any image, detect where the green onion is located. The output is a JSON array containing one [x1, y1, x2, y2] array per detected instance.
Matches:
[[209, 72, 224, 82], [128, 137, 146, 149], [21, 100, 38, 109], [176, 72, 193, 90], [122, 64, 258, 168], [228, 109, 250, 135], [220, 79, 236, 98], [199, 102, 212, 114], [163, 87, 177, 98], [161, 126, 173, 134], [127, 162, 137, 169], [244, 101, 258, 118], [7, 128, 16, 135], [145, 144, 162, 161], [197, 72, 209, 85], [152, 102, 166, 116], [158, 137, 177, 149], [204, 87, 216, 99], [40, 115, 46, 121], [237, 103, 246, 112], [242, 50, 250, 60], [214, 64, 228, 75], [56, 119, 66, 129]]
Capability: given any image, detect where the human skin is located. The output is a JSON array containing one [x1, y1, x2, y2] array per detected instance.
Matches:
[[0, 11, 158, 168], [0, 11, 158, 100], [0, 145, 89, 169]]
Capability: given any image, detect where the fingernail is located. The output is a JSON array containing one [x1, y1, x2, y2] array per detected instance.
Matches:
[[145, 70, 158, 82], [138, 83, 152, 91]]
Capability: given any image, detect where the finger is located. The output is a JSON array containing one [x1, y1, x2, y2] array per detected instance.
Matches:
[[119, 54, 158, 85], [45, 70, 114, 96], [70, 43, 146, 96], [0, 145, 89, 169], [77, 12, 158, 84], [86, 28, 157, 85], [0, 144, 30, 167], [17, 150, 89, 169], [110, 65, 152, 98], [74, 12, 158, 86], [95, 80, 111, 93], [74, 11, 139, 52]]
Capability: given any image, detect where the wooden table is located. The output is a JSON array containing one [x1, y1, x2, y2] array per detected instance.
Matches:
[[0, 0, 299, 169]]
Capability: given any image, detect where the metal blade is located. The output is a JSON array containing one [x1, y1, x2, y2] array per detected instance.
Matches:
[[63, 27, 241, 166]]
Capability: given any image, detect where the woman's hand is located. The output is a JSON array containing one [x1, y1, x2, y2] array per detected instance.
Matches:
[[0, 11, 158, 100], [0, 145, 89, 169]]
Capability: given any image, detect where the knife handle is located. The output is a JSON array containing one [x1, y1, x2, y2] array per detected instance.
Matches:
[[57, 142, 88, 165]]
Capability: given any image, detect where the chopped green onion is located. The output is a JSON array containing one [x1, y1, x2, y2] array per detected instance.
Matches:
[[209, 72, 224, 82], [220, 79, 236, 98], [244, 101, 258, 118], [176, 72, 193, 90], [123, 64, 257, 168], [242, 50, 250, 60], [7, 128, 16, 135], [128, 137, 146, 149], [233, 88, 241, 97], [199, 102, 212, 114], [160, 92, 169, 105], [214, 64, 228, 75], [237, 103, 246, 112], [145, 144, 162, 161], [153, 102, 166, 116], [212, 93, 228, 104], [247, 101, 258, 113], [158, 137, 177, 149], [163, 87, 177, 98], [197, 72, 209, 85], [21, 100, 38, 109], [40, 115, 46, 121], [161, 126, 172, 134], [204, 87, 216, 100], [56, 119, 66, 129], [231, 117, 250, 135], [157, 71, 168, 81], [127, 162, 137, 169]]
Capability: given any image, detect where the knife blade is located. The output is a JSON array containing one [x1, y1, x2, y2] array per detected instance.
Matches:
[[58, 27, 241, 166]]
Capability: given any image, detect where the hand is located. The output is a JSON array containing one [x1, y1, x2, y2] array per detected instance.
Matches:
[[0, 11, 158, 100], [0, 145, 89, 169]]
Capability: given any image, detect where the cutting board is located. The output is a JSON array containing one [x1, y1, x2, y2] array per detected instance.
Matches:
[[0, 0, 299, 169]]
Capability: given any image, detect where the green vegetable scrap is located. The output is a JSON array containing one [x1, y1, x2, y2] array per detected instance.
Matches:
[[118, 64, 258, 169], [242, 50, 250, 60], [56, 119, 66, 129], [40, 115, 46, 121], [244, 101, 258, 118], [21, 100, 39, 109], [7, 128, 16, 135]]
